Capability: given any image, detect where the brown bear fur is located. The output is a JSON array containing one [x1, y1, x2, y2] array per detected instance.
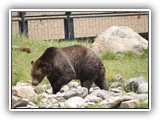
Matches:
[[31, 45, 109, 94]]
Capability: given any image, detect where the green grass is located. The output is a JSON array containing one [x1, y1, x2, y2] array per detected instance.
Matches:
[[11, 34, 148, 86], [101, 50, 148, 83], [135, 101, 148, 109]]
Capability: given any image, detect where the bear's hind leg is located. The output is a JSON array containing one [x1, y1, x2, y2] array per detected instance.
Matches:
[[80, 79, 94, 93], [94, 76, 109, 91]]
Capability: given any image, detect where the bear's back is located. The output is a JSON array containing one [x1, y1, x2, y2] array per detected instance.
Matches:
[[61, 45, 97, 63]]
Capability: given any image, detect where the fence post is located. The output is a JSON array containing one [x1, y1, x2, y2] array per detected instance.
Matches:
[[64, 12, 74, 40], [18, 12, 28, 37]]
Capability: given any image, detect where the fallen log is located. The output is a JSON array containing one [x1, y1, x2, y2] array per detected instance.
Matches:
[[12, 46, 32, 53]]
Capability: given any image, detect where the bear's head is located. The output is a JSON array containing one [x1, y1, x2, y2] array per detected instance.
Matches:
[[31, 60, 52, 86]]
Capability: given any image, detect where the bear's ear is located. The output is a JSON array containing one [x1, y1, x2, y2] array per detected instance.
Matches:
[[37, 60, 44, 67], [31, 61, 34, 65]]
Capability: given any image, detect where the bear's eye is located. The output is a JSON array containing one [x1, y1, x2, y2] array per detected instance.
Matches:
[[36, 68, 43, 74]]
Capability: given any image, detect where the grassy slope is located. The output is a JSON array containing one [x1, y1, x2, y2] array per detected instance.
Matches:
[[11, 35, 148, 85]]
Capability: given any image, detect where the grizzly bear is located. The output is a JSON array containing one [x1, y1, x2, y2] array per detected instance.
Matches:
[[31, 45, 109, 94]]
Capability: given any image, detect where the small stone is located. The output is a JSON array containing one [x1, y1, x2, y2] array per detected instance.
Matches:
[[50, 98, 58, 103], [111, 88, 122, 93], [89, 88, 94, 93], [45, 88, 52, 94], [67, 80, 80, 88], [114, 74, 123, 81], [93, 87, 100, 90], [122, 95, 134, 101], [12, 97, 29, 108], [99, 96, 122, 108], [87, 90, 112, 100], [86, 102, 96, 106], [85, 96, 102, 103], [119, 99, 138, 108], [41, 92, 55, 99], [34, 86, 45, 94], [64, 87, 88, 99], [39, 98, 53, 108], [59, 102, 65, 108], [77, 86, 81, 89], [60, 85, 69, 93], [64, 96, 86, 108], [55, 96, 66, 102], [110, 82, 123, 88], [27, 102, 38, 108]]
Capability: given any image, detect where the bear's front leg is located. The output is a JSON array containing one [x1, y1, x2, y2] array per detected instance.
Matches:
[[48, 78, 61, 94], [52, 76, 72, 94], [52, 82, 62, 94]]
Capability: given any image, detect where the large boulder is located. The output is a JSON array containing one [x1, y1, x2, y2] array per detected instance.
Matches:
[[92, 26, 148, 55], [124, 76, 147, 93]]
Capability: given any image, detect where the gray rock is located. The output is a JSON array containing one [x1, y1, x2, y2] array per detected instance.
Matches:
[[77, 87, 88, 98], [59, 102, 65, 108], [88, 90, 116, 100], [126, 92, 148, 101], [11, 82, 149, 109], [67, 80, 80, 88], [55, 96, 66, 102], [138, 83, 148, 94], [12, 96, 29, 108], [99, 96, 123, 108], [50, 98, 58, 103], [34, 86, 46, 94], [111, 88, 122, 93], [12, 86, 37, 102], [12, 95, 19, 101], [39, 98, 54, 108], [85, 96, 102, 103], [41, 92, 56, 99], [64, 87, 88, 99], [64, 96, 86, 108], [27, 102, 38, 108], [119, 99, 138, 108], [93, 87, 100, 90], [93, 26, 148, 55], [45, 88, 52, 94], [110, 82, 123, 88], [52, 103, 60, 108], [114, 74, 123, 81], [86, 102, 96, 106], [124, 76, 147, 93], [60, 85, 69, 93], [122, 95, 134, 101]]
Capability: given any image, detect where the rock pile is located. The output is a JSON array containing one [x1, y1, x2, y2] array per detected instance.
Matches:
[[12, 76, 148, 109]]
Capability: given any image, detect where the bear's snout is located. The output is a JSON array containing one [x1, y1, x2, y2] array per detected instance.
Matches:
[[32, 79, 39, 86]]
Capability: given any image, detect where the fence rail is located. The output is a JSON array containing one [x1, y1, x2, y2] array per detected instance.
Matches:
[[11, 11, 149, 41]]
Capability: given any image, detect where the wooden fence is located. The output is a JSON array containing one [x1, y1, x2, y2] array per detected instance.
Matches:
[[11, 11, 149, 41]]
